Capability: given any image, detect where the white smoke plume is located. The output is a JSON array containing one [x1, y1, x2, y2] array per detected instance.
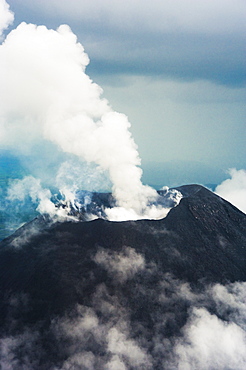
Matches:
[[6, 175, 77, 220], [215, 168, 246, 214], [0, 2, 174, 221]]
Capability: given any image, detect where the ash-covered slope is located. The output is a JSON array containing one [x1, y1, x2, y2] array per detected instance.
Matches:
[[0, 185, 246, 369]]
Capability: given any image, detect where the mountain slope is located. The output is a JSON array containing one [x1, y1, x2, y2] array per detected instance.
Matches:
[[0, 185, 245, 369]]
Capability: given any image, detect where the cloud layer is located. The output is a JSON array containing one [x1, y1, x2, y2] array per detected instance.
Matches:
[[8, 0, 246, 86]]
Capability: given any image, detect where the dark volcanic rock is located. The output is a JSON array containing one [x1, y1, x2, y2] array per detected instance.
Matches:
[[0, 185, 246, 369]]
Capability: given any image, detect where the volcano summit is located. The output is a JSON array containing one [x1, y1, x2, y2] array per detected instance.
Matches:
[[0, 185, 246, 369]]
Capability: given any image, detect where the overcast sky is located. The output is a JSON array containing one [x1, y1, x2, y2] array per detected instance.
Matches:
[[4, 0, 246, 185]]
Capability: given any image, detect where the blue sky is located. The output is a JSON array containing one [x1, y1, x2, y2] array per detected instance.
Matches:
[[2, 0, 246, 186]]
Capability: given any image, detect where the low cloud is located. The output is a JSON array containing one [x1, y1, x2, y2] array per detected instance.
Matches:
[[0, 330, 41, 369], [94, 246, 145, 283], [50, 284, 152, 369], [107, 327, 151, 368], [173, 307, 246, 370], [1, 263, 246, 369], [9, 222, 44, 248]]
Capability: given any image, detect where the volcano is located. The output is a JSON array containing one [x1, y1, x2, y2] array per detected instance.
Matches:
[[0, 184, 246, 369]]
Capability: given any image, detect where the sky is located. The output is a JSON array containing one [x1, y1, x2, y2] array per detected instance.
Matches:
[[5, 0, 246, 180], [0, 0, 246, 190]]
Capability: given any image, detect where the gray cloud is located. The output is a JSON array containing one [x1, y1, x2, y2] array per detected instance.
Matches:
[[8, 0, 246, 86], [94, 246, 145, 283]]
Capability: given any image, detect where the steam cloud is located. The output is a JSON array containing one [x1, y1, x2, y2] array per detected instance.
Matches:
[[0, 0, 177, 222], [215, 169, 246, 214]]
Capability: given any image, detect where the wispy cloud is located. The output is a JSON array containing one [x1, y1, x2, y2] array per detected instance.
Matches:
[[94, 246, 145, 283]]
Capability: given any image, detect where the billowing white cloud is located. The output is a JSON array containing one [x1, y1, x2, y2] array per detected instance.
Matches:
[[215, 169, 246, 213], [210, 282, 246, 331], [0, 0, 14, 37], [174, 307, 246, 370]]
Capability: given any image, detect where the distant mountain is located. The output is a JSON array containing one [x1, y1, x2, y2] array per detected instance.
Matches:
[[0, 185, 246, 369]]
